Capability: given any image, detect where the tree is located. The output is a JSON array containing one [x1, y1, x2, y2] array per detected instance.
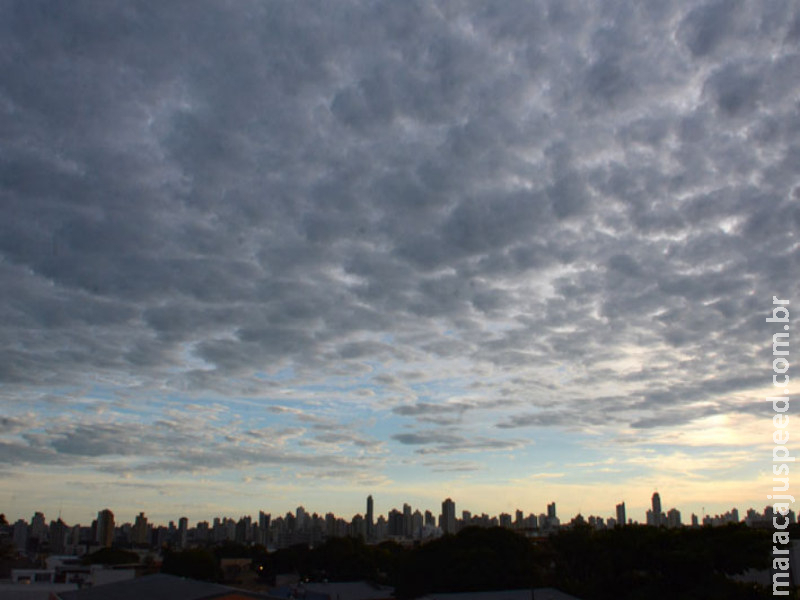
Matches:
[[83, 547, 140, 566], [162, 549, 221, 582]]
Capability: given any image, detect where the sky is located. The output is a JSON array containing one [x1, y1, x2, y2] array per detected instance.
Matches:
[[1, 0, 799, 527]]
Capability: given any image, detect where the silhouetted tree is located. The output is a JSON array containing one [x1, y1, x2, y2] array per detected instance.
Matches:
[[395, 527, 543, 598], [162, 548, 221, 581], [548, 524, 771, 600], [82, 547, 140, 566]]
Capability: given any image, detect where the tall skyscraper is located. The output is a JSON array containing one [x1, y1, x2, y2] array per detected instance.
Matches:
[[651, 492, 663, 526], [441, 498, 456, 534], [412, 510, 423, 539], [259, 511, 271, 545], [547, 502, 557, 520], [96, 509, 115, 547], [366, 495, 374, 540], [403, 503, 412, 538], [615, 502, 626, 526], [178, 517, 188, 548]]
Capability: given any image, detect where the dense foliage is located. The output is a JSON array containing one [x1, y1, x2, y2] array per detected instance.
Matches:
[[257, 537, 403, 584], [394, 526, 544, 598], [256, 524, 773, 599], [102, 523, 778, 598], [161, 548, 221, 581], [82, 547, 140, 565], [547, 523, 772, 600]]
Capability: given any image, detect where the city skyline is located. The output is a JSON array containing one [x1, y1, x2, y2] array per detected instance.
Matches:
[[2, 1, 799, 525], [1, 491, 758, 530]]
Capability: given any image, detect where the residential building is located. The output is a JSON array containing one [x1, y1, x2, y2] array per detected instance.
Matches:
[[96, 509, 114, 548], [441, 498, 456, 535]]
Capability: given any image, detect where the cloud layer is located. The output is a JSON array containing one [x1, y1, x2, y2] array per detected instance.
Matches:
[[1, 0, 798, 521]]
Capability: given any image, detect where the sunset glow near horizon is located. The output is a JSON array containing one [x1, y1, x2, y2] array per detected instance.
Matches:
[[1, 0, 799, 526]]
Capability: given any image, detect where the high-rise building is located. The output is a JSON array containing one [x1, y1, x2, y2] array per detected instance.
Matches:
[[178, 517, 188, 548], [615, 502, 626, 526], [96, 509, 115, 547], [647, 492, 665, 526], [388, 509, 403, 537], [258, 511, 271, 545], [402, 503, 412, 538], [351, 514, 366, 540], [196, 521, 210, 543], [50, 519, 68, 554], [441, 498, 456, 534], [13, 519, 28, 552], [235, 516, 251, 543], [296, 506, 307, 531], [366, 496, 374, 540], [547, 502, 557, 520], [213, 518, 223, 542], [132, 512, 148, 545], [31, 512, 47, 543], [412, 510, 423, 539], [424, 510, 435, 527], [375, 515, 387, 541], [667, 508, 681, 529], [651, 492, 661, 517]]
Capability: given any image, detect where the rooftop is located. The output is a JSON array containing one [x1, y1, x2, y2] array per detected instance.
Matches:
[[54, 573, 277, 600]]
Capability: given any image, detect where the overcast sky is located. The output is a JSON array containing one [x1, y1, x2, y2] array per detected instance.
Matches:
[[2, 0, 799, 525]]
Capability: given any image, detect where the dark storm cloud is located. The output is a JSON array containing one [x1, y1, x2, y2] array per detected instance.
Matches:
[[1, 0, 799, 478]]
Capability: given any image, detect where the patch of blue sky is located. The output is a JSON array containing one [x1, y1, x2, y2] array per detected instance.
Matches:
[[455, 429, 603, 481], [285, 372, 398, 407], [406, 377, 468, 399], [47, 384, 138, 415], [363, 415, 401, 440]]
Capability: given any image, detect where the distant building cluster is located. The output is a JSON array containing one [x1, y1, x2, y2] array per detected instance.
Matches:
[[644, 492, 684, 528], [2, 493, 789, 557]]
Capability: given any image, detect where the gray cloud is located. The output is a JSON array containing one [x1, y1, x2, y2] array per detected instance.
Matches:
[[1, 0, 798, 486], [392, 429, 526, 455]]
